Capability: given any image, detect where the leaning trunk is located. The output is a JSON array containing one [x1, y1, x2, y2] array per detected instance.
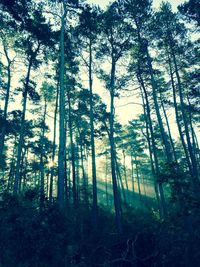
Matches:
[[0, 45, 11, 168], [109, 57, 123, 234], [40, 99, 47, 203], [171, 47, 199, 181], [138, 72, 167, 218], [145, 43, 173, 164], [14, 58, 32, 194]]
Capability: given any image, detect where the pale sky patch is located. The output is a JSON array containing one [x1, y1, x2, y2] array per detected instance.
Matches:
[[86, 0, 185, 10]]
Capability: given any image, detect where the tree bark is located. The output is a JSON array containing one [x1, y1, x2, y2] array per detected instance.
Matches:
[[122, 149, 129, 193], [145, 43, 173, 164], [49, 82, 59, 202], [167, 53, 193, 176], [40, 99, 47, 203], [58, 3, 67, 208], [89, 38, 98, 227], [131, 154, 135, 194], [7, 137, 17, 192], [134, 156, 142, 202], [67, 91, 77, 206], [105, 152, 109, 207], [115, 156, 127, 206], [159, 91, 177, 163], [77, 127, 87, 204], [14, 57, 33, 194], [0, 43, 12, 168], [138, 73, 167, 218], [170, 43, 199, 181], [109, 55, 123, 234]]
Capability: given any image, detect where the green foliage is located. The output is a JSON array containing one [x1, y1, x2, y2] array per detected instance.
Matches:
[[0, 191, 69, 267], [178, 0, 200, 27], [1, 191, 200, 266], [0, 0, 200, 266]]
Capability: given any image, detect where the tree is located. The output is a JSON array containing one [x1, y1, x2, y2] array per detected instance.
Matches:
[[76, 4, 101, 228], [49, 80, 59, 203], [97, 2, 131, 234], [122, 0, 169, 217], [57, 0, 67, 208], [153, 2, 200, 192], [15, 50, 52, 194], [37, 82, 55, 202], [0, 22, 15, 168], [49, 0, 80, 208], [178, 0, 200, 28]]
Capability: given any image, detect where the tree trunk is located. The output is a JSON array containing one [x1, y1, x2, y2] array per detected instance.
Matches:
[[78, 127, 87, 204], [89, 38, 98, 228], [19, 147, 26, 192], [57, 4, 67, 208], [67, 91, 77, 206], [134, 156, 142, 202], [145, 42, 173, 164], [115, 157, 127, 206], [142, 175, 147, 198], [40, 99, 47, 203], [141, 92, 160, 205], [7, 137, 17, 192], [66, 143, 71, 202], [22, 148, 28, 192], [105, 152, 109, 207], [170, 45, 199, 181], [167, 53, 194, 177], [0, 44, 12, 168], [122, 149, 129, 202], [14, 57, 33, 194], [131, 154, 135, 194], [49, 82, 59, 202], [159, 91, 177, 163], [109, 56, 123, 234], [135, 19, 173, 164], [187, 97, 199, 158], [138, 73, 167, 218], [76, 142, 80, 202]]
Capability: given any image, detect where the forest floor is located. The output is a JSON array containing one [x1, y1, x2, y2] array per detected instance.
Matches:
[[0, 190, 200, 267]]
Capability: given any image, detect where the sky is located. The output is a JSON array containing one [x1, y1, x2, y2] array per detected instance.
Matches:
[[1, 0, 198, 145], [84, 0, 186, 126], [87, 0, 185, 10], [84, 0, 199, 142]]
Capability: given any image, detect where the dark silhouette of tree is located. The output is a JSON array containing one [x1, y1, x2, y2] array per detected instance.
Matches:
[[178, 0, 200, 28], [97, 2, 131, 234]]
